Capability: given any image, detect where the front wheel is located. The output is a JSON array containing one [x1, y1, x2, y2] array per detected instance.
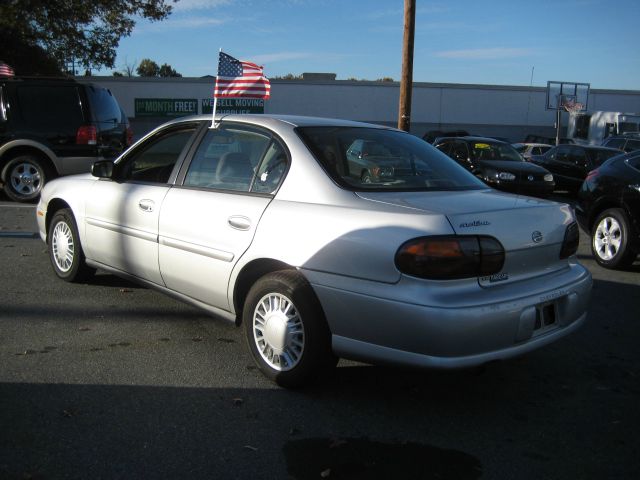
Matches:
[[48, 209, 95, 282], [591, 208, 637, 269], [243, 270, 335, 388]]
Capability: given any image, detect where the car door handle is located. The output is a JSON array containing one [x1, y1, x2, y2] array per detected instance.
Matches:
[[228, 215, 251, 231], [138, 199, 155, 212]]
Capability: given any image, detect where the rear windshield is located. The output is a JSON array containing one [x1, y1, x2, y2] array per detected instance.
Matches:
[[86, 85, 122, 123], [296, 127, 486, 191]]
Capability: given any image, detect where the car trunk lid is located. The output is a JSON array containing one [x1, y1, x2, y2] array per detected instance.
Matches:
[[356, 189, 575, 286]]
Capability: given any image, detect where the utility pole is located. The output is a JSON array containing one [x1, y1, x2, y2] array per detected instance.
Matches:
[[398, 0, 416, 132]]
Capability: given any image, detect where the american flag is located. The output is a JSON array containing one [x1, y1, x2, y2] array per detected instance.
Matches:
[[0, 62, 15, 77], [214, 51, 270, 99]]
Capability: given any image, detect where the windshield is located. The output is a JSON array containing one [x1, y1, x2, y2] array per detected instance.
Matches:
[[471, 142, 523, 162], [296, 127, 486, 191]]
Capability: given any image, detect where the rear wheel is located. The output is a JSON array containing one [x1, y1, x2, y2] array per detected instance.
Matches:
[[48, 209, 95, 282], [243, 270, 336, 388], [3, 155, 52, 202], [591, 208, 637, 269]]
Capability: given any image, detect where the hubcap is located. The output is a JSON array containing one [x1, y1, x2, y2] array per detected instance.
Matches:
[[252, 293, 304, 371], [10, 162, 42, 196], [52, 221, 75, 272], [593, 216, 622, 261]]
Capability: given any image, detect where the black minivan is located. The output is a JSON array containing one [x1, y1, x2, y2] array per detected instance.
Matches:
[[0, 76, 132, 202]]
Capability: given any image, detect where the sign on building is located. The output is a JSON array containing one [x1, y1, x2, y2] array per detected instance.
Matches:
[[202, 98, 264, 115], [135, 98, 198, 117]]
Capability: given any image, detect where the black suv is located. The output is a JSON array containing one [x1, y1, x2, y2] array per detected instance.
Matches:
[[0, 76, 132, 202]]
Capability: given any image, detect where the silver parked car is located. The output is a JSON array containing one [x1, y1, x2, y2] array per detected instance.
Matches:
[[36, 115, 592, 387]]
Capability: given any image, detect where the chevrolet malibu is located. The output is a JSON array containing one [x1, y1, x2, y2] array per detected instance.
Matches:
[[37, 115, 592, 387]]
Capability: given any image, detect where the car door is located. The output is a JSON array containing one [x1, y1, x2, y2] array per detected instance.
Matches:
[[158, 124, 288, 311], [83, 123, 200, 284], [568, 146, 590, 187]]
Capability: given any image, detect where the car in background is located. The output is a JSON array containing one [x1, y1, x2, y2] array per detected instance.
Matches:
[[530, 144, 623, 193], [36, 114, 591, 387], [524, 134, 575, 145], [434, 136, 555, 197], [576, 151, 640, 269], [422, 129, 470, 144], [513, 142, 554, 161], [0, 76, 132, 202], [601, 134, 640, 153]]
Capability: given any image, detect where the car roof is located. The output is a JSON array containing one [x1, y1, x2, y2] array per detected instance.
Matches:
[[436, 136, 509, 144], [161, 114, 397, 131], [513, 142, 553, 147]]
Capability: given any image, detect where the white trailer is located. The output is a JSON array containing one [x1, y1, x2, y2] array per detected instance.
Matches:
[[567, 111, 640, 145]]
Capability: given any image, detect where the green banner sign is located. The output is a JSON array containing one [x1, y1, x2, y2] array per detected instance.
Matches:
[[135, 98, 198, 117], [202, 98, 265, 115]]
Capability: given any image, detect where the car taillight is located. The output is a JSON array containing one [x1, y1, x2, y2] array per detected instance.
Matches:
[[560, 222, 579, 259], [395, 235, 505, 280], [126, 126, 134, 146], [76, 125, 97, 145], [585, 169, 599, 182]]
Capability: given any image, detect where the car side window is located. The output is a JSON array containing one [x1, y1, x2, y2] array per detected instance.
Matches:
[[555, 146, 571, 163], [570, 146, 589, 168], [625, 140, 640, 152], [626, 155, 640, 171], [252, 141, 288, 194], [17, 85, 84, 129], [434, 141, 451, 155], [605, 138, 625, 149], [118, 126, 197, 184], [184, 126, 271, 192], [451, 141, 469, 162]]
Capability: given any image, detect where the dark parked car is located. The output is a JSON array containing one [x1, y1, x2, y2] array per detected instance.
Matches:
[[422, 129, 469, 144], [434, 136, 555, 196], [529, 144, 623, 193], [0, 76, 132, 202], [601, 135, 640, 153], [576, 151, 640, 268]]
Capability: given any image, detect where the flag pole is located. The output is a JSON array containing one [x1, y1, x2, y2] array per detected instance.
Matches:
[[211, 48, 222, 129]]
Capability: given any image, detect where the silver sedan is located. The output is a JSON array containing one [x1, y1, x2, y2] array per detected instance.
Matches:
[[36, 115, 592, 387]]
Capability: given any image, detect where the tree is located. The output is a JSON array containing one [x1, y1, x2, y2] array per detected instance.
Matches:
[[159, 63, 182, 78], [0, 0, 174, 75], [137, 58, 160, 77]]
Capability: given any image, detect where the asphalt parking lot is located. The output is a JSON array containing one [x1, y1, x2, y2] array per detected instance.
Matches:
[[1, 197, 639, 480]]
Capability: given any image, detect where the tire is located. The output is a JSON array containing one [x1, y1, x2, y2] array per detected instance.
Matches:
[[591, 208, 637, 269], [243, 270, 336, 388], [3, 155, 52, 203], [48, 209, 95, 282]]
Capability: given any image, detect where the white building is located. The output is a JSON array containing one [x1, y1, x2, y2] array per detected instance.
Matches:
[[79, 75, 640, 143]]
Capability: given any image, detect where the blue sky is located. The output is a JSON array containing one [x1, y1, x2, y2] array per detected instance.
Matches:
[[99, 0, 640, 90]]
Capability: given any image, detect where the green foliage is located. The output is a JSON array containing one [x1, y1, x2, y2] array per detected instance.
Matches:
[[135, 59, 182, 77], [272, 73, 303, 80], [137, 58, 160, 77], [0, 0, 174, 75], [159, 63, 182, 77]]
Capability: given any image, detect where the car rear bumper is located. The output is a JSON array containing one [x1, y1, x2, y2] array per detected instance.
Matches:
[[305, 263, 592, 369]]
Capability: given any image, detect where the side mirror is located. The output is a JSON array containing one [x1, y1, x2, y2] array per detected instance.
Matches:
[[92, 160, 114, 178]]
